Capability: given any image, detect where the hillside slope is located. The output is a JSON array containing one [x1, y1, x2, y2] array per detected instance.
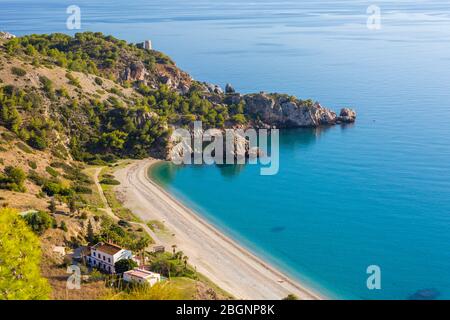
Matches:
[[0, 32, 355, 164]]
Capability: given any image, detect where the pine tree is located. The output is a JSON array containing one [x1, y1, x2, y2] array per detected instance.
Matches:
[[0, 208, 51, 299]]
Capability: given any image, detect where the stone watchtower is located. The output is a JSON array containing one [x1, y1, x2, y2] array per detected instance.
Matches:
[[143, 40, 152, 50], [137, 40, 152, 50]]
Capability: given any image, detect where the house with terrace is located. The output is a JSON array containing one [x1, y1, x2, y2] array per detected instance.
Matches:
[[123, 268, 161, 286], [86, 242, 133, 274]]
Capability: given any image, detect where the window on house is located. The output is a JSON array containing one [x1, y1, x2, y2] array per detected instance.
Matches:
[[108, 258, 111, 263], [103, 256, 105, 261]]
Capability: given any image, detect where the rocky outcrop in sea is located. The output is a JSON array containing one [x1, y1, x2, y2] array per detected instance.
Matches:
[[242, 93, 356, 128]]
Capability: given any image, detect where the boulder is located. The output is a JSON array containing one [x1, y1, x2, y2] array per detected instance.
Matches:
[[0, 31, 15, 40], [121, 61, 148, 82], [214, 85, 224, 94], [225, 83, 236, 94], [337, 108, 356, 123]]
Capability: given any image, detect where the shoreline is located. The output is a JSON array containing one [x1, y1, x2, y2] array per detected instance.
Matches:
[[115, 158, 325, 300]]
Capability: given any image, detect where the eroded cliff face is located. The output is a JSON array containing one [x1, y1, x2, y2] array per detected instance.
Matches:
[[167, 127, 251, 162], [243, 93, 355, 128], [1, 31, 356, 163], [119, 56, 193, 94], [113, 40, 355, 130], [165, 92, 356, 161]]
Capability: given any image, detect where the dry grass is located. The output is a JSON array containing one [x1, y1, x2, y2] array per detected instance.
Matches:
[[39, 214, 109, 300], [0, 55, 140, 103]]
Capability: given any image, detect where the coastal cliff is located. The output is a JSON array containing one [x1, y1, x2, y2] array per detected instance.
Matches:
[[0, 31, 355, 163]]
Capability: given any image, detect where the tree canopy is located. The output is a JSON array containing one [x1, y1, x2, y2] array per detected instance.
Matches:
[[0, 208, 51, 299]]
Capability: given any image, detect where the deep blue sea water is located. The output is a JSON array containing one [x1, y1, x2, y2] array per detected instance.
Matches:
[[2, 0, 450, 299]]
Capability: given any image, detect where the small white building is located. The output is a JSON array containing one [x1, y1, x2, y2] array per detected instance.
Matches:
[[86, 242, 132, 274], [123, 268, 161, 286]]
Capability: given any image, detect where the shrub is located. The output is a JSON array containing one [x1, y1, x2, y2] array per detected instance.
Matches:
[[231, 114, 247, 124], [42, 181, 73, 197], [114, 259, 137, 274], [65, 73, 81, 88], [73, 184, 92, 194], [45, 166, 59, 177], [0, 166, 26, 192], [39, 76, 53, 93], [22, 211, 53, 235], [94, 77, 103, 85], [60, 221, 68, 232], [0, 208, 51, 299], [28, 170, 46, 186], [11, 67, 27, 77], [16, 142, 33, 154], [100, 178, 120, 185], [118, 220, 131, 227], [28, 160, 37, 170], [27, 135, 47, 150]]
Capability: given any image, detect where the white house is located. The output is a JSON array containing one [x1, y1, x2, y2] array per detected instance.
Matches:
[[86, 242, 132, 274], [123, 268, 161, 286]]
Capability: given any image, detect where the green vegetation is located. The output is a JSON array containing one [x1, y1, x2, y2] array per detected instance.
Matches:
[[45, 166, 59, 177], [11, 66, 27, 77], [5, 32, 159, 78], [107, 281, 184, 300], [0, 31, 256, 301], [59, 221, 68, 231], [114, 259, 138, 274], [147, 220, 166, 233], [94, 217, 152, 249], [1, 32, 253, 162], [0, 85, 51, 151], [0, 208, 51, 299], [148, 251, 194, 279], [100, 177, 120, 185], [22, 210, 53, 235], [0, 166, 26, 192], [28, 160, 37, 170], [99, 167, 138, 221], [65, 72, 81, 88], [94, 77, 103, 86]]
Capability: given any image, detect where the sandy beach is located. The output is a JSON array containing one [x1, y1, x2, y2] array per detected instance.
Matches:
[[114, 159, 323, 300]]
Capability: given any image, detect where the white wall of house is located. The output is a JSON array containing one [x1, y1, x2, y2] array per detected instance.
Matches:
[[87, 248, 132, 273], [123, 271, 160, 286]]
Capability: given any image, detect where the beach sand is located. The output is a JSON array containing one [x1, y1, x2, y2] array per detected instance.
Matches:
[[114, 158, 323, 300]]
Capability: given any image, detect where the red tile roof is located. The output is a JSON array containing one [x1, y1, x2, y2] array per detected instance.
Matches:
[[92, 243, 123, 255]]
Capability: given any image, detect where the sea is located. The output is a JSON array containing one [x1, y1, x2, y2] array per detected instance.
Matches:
[[2, 0, 450, 299]]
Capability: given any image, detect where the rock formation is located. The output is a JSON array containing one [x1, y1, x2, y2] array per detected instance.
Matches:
[[337, 108, 357, 123], [242, 93, 349, 128], [225, 83, 236, 94], [0, 31, 15, 40], [121, 61, 148, 82]]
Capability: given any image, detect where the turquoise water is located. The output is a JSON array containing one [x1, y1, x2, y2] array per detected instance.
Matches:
[[3, 0, 450, 299]]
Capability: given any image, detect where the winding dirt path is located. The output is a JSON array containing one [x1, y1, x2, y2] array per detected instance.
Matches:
[[92, 166, 161, 245]]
